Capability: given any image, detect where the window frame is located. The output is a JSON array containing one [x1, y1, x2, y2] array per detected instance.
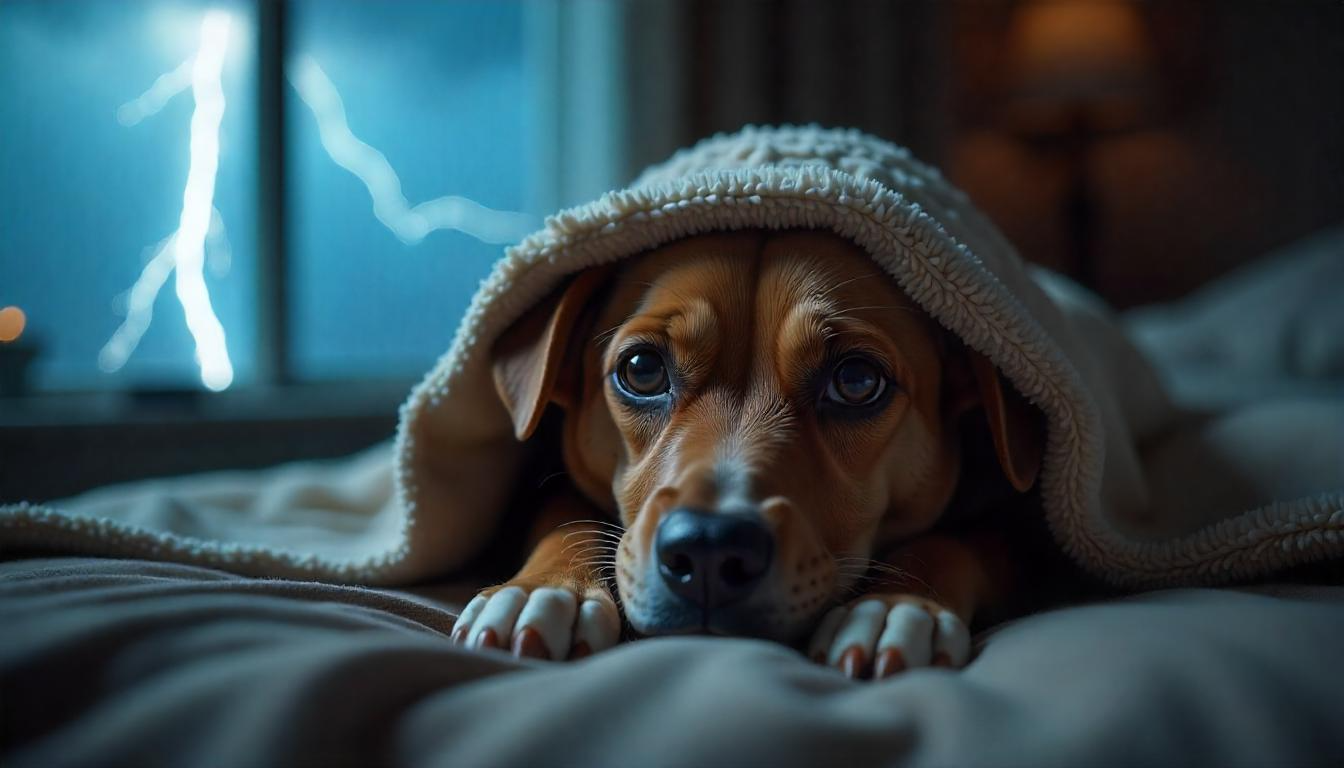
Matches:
[[0, 1, 632, 500], [257, 0, 633, 388]]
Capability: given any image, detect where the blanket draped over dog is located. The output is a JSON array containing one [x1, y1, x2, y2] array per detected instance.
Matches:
[[3, 126, 1341, 587]]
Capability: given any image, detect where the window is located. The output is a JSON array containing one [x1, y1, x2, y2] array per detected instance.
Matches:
[[287, 1, 538, 380], [0, 0, 624, 394], [1, 0, 260, 390]]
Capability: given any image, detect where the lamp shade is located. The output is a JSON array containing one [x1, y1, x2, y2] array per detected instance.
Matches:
[[1004, 0, 1157, 133]]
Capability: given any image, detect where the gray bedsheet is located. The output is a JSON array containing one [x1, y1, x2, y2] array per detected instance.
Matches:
[[3, 557, 1342, 767]]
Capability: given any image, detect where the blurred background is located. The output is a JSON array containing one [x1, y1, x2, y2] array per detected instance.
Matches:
[[2, 0, 1342, 499]]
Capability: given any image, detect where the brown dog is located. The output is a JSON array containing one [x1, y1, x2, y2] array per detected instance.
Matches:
[[450, 229, 1044, 679]]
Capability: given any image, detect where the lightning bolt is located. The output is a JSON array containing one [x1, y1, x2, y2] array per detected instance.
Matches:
[[100, 11, 234, 391], [172, 10, 233, 391], [288, 55, 537, 246], [102, 19, 537, 390], [116, 57, 193, 127]]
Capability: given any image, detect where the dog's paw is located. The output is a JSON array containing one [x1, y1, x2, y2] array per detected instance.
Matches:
[[450, 580, 620, 662], [807, 594, 971, 679]]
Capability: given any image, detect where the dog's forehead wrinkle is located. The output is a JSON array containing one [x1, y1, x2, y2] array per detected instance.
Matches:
[[770, 300, 833, 395]]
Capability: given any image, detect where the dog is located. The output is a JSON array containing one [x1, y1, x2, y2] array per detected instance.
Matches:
[[450, 228, 1045, 679]]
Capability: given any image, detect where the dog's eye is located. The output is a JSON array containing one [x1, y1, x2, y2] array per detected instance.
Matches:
[[616, 348, 670, 398], [825, 356, 887, 406]]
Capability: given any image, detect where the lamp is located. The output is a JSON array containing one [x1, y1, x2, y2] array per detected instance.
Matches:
[[0, 305, 36, 396], [1002, 0, 1158, 288]]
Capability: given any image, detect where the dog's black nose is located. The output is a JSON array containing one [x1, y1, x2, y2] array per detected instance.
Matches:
[[655, 507, 773, 610]]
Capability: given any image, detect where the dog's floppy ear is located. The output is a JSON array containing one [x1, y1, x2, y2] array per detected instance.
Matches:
[[491, 268, 610, 441], [966, 351, 1045, 493], [946, 340, 1045, 493]]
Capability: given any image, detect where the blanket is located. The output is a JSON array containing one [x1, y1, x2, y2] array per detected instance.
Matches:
[[4, 557, 1344, 767], [2, 125, 1342, 588]]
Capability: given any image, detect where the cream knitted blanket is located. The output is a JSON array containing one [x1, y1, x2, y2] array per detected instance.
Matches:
[[3, 126, 1341, 587]]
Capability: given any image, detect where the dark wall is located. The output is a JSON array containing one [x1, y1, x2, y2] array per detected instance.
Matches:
[[951, 0, 1344, 307], [622, 1, 954, 177], [624, 0, 1344, 308]]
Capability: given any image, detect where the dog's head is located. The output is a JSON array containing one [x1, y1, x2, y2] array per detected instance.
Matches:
[[492, 230, 1041, 641]]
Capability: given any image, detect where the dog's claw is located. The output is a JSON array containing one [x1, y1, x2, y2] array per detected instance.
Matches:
[[512, 627, 551, 660], [839, 646, 868, 679], [874, 648, 907, 678], [809, 595, 971, 680], [474, 627, 500, 650], [451, 594, 488, 646], [455, 585, 619, 662]]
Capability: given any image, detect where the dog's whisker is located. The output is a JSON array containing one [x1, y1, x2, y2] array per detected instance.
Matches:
[[834, 570, 871, 580], [568, 543, 617, 554], [562, 549, 608, 564], [561, 534, 618, 548], [860, 575, 914, 590], [835, 304, 922, 316], [556, 529, 618, 546], [593, 302, 644, 349], [556, 519, 626, 531], [561, 530, 624, 548], [536, 471, 569, 489], [566, 539, 622, 553], [556, 519, 626, 533], [834, 556, 908, 570], [570, 554, 617, 566], [830, 556, 945, 598], [864, 563, 912, 577], [567, 544, 616, 556], [562, 541, 617, 556], [834, 559, 919, 586], [816, 273, 878, 299], [562, 544, 617, 561], [593, 324, 624, 347]]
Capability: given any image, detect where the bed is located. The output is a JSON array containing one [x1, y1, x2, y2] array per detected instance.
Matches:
[[4, 556, 1343, 767], [4, 182, 1343, 765]]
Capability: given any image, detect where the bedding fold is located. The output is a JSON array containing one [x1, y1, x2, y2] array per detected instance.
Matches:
[[4, 557, 1343, 768]]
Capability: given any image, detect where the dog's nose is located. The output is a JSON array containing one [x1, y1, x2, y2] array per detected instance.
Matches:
[[655, 507, 773, 609]]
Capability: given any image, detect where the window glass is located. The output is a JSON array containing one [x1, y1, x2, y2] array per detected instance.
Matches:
[[286, 0, 541, 380], [0, 0, 258, 391]]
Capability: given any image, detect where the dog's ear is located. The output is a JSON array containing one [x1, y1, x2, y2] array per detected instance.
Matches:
[[491, 268, 610, 441], [966, 351, 1045, 493], [945, 341, 1045, 493]]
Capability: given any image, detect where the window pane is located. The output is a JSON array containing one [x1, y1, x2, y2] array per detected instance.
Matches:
[[0, 0, 258, 391], [286, 0, 542, 380]]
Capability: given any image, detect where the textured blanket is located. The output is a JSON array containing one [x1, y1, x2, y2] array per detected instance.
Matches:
[[2, 125, 1341, 588], [4, 557, 1344, 767]]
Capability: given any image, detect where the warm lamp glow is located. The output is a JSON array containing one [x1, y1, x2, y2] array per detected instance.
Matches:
[[0, 306, 25, 343], [1004, 0, 1156, 132]]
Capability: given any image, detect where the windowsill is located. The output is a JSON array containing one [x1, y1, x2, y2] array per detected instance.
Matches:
[[0, 379, 416, 427], [1, 380, 415, 503]]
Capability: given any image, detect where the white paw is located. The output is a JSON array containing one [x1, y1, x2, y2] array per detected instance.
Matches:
[[806, 595, 971, 679], [451, 584, 620, 661]]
